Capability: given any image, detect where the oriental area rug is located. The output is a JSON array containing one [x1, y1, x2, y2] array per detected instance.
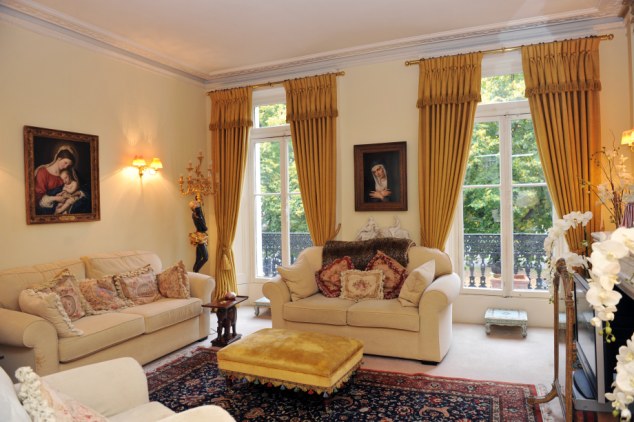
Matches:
[[146, 347, 544, 421]]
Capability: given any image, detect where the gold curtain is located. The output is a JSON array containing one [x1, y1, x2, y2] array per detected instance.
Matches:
[[522, 38, 602, 252], [209, 87, 253, 299], [284, 74, 338, 245], [417, 52, 483, 250]]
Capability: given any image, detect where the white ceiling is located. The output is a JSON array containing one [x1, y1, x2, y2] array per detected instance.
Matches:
[[0, 0, 628, 87]]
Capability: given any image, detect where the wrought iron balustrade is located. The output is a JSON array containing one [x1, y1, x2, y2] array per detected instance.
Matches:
[[260, 232, 313, 277], [464, 233, 548, 290]]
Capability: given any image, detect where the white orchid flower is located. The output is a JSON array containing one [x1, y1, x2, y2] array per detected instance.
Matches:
[[593, 240, 630, 261], [611, 228, 634, 253]]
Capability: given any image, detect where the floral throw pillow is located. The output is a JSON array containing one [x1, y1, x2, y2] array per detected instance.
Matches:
[[315, 256, 354, 298], [33, 270, 86, 321], [157, 261, 190, 299], [18, 289, 83, 337], [79, 276, 130, 312], [114, 265, 162, 305], [366, 250, 408, 299], [340, 269, 384, 302]]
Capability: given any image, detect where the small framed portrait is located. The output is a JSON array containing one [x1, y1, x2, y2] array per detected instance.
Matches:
[[24, 126, 100, 224], [354, 141, 407, 211]]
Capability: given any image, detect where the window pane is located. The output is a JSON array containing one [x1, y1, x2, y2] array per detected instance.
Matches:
[[256, 195, 281, 277], [463, 187, 501, 289], [256, 142, 280, 194], [289, 193, 312, 264], [288, 142, 299, 193], [511, 118, 545, 183], [481, 73, 526, 104], [512, 186, 552, 290], [464, 121, 500, 186], [256, 104, 287, 128]]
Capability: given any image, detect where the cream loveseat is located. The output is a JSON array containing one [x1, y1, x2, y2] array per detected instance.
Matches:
[[0, 250, 214, 381], [2, 357, 234, 421], [263, 243, 461, 363]]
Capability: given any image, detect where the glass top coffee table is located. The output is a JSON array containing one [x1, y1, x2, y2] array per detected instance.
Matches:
[[203, 295, 248, 347]]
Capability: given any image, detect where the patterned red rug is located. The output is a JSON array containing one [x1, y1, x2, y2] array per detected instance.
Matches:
[[146, 347, 544, 421]]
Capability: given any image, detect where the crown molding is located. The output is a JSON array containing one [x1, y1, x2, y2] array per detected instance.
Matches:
[[0, 0, 625, 89]]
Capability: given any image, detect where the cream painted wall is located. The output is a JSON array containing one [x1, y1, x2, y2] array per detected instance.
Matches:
[[0, 19, 208, 271]]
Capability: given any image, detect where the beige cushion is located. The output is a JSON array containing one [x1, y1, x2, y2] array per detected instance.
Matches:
[[347, 299, 420, 331], [119, 297, 202, 333], [339, 269, 383, 302], [108, 402, 175, 422], [59, 313, 145, 362], [33, 259, 86, 284], [277, 256, 318, 301], [406, 246, 451, 277], [157, 261, 190, 299], [82, 250, 162, 279], [0, 266, 45, 311], [114, 265, 162, 306], [18, 289, 83, 337], [398, 260, 435, 307], [283, 294, 352, 325], [33, 270, 87, 321]]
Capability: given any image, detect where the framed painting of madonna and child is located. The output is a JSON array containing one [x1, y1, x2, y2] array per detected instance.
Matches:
[[24, 126, 100, 224]]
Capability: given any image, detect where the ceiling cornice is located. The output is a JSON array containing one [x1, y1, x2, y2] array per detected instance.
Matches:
[[0, 0, 625, 89]]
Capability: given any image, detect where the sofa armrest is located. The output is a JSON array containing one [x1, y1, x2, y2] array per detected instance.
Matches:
[[42, 357, 149, 417], [419, 272, 461, 311], [159, 405, 236, 421], [263, 276, 291, 328], [188, 272, 215, 303], [0, 308, 59, 379]]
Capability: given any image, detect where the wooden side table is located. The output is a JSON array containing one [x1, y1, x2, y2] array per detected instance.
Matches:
[[203, 295, 248, 347]]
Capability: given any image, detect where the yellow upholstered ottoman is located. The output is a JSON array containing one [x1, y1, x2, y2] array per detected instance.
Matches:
[[217, 328, 363, 397]]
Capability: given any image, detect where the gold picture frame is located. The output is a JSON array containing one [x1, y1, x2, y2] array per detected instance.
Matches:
[[24, 126, 100, 224]]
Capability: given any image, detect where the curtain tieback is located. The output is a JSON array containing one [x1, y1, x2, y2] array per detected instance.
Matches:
[[221, 247, 232, 270]]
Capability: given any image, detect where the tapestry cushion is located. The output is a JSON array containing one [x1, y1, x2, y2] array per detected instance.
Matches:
[[32, 269, 86, 321], [322, 238, 415, 270], [398, 260, 435, 307], [18, 289, 83, 337], [78, 276, 130, 312], [277, 256, 318, 301], [15, 366, 107, 422], [340, 269, 384, 302], [157, 261, 190, 299], [114, 265, 162, 305], [365, 250, 408, 299], [315, 256, 354, 298]]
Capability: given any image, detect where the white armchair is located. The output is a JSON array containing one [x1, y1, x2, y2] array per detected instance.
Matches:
[[1, 357, 234, 422]]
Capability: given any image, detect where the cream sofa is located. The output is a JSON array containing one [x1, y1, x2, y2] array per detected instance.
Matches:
[[0, 250, 214, 381], [2, 357, 234, 421], [263, 245, 461, 363]]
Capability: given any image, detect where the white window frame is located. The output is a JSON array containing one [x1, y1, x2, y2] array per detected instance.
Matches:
[[248, 87, 294, 281], [450, 71, 553, 298]]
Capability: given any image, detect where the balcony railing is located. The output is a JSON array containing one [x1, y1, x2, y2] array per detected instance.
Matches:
[[260, 232, 313, 277], [464, 233, 548, 290]]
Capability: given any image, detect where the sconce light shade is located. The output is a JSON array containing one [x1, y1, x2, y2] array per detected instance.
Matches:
[[132, 155, 162, 177], [622, 129, 634, 148]]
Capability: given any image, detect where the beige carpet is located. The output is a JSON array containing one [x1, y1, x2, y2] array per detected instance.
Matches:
[[145, 305, 566, 421]]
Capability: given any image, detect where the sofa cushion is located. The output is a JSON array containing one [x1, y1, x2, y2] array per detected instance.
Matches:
[[34, 270, 87, 321], [340, 269, 384, 302], [114, 265, 162, 306], [277, 256, 318, 301], [79, 276, 131, 312], [108, 401, 175, 422], [406, 246, 452, 278], [365, 250, 408, 299], [119, 297, 202, 333], [283, 294, 352, 326], [157, 261, 190, 299], [19, 289, 84, 337], [0, 365, 30, 422], [315, 256, 354, 298], [59, 313, 145, 362], [0, 266, 45, 311], [82, 250, 162, 279], [398, 260, 435, 307], [347, 299, 420, 332]]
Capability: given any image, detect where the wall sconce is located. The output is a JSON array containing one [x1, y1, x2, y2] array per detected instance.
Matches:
[[622, 129, 634, 151], [132, 155, 163, 177]]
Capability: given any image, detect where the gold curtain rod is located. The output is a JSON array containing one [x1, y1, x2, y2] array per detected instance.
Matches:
[[207, 71, 345, 94], [404, 34, 614, 66]]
